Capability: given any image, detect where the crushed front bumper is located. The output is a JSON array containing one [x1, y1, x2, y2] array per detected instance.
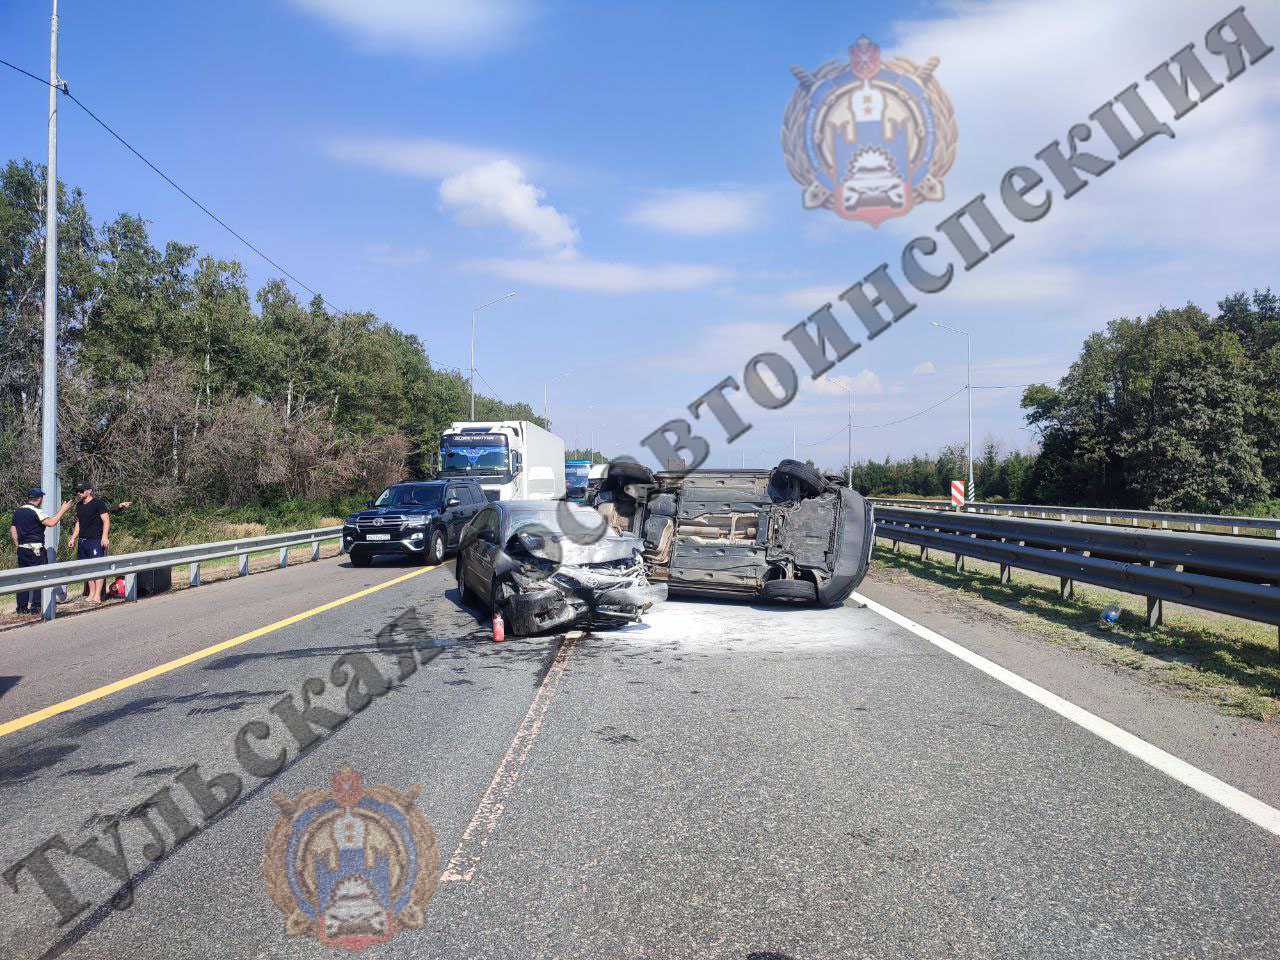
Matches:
[[503, 565, 667, 635]]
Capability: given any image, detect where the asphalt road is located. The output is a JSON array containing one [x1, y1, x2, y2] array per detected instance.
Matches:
[[0, 554, 1277, 959]]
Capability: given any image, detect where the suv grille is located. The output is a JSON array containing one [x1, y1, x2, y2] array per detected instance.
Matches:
[[356, 515, 405, 532]]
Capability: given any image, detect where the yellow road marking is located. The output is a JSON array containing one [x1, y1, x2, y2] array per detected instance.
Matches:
[[0, 564, 439, 740]]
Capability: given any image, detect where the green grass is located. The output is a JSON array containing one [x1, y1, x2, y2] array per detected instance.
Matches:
[[872, 542, 1280, 721]]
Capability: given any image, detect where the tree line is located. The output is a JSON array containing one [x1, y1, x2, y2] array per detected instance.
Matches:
[[0, 159, 541, 520], [844, 289, 1278, 515]]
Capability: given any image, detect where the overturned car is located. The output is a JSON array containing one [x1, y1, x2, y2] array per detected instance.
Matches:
[[592, 459, 874, 606], [456, 500, 667, 635]]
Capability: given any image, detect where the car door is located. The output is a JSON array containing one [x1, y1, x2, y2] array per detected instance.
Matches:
[[452, 485, 483, 544], [463, 506, 500, 597], [442, 485, 468, 546]]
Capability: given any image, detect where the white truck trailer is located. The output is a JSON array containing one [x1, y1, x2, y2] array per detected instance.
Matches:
[[437, 421, 566, 501]]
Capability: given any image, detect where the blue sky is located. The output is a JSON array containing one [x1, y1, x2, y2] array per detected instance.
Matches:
[[2, 1, 1277, 471]]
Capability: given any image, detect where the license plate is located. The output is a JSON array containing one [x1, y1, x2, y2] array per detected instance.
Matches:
[[366, 533, 392, 541]]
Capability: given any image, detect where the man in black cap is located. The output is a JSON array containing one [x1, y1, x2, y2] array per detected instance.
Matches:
[[69, 483, 113, 603], [9, 487, 72, 615]]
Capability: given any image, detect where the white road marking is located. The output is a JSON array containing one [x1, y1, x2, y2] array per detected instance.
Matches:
[[440, 631, 581, 882], [852, 591, 1280, 840]]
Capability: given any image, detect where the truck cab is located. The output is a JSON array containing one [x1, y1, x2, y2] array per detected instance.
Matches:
[[438, 421, 566, 502], [565, 459, 593, 503]]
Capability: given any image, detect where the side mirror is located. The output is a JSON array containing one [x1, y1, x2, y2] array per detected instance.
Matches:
[[446, 497, 460, 508], [477, 529, 497, 544], [364, 499, 374, 508]]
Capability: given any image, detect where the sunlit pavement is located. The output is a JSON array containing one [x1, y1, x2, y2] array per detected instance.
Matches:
[[0, 562, 1277, 959]]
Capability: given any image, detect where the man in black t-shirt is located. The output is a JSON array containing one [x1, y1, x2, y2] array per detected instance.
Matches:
[[69, 483, 111, 603], [9, 487, 72, 615]]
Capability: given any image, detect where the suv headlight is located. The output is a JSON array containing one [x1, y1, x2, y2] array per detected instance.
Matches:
[[403, 516, 428, 528]]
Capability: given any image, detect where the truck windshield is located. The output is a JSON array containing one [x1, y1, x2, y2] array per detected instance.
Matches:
[[565, 462, 590, 487], [441, 434, 510, 475], [374, 485, 443, 507]]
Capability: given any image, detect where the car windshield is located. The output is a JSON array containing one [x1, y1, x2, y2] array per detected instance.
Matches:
[[441, 434, 509, 474], [373, 485, 443, 507]]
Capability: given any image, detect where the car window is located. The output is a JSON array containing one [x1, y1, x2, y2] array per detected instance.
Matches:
[[471, 506, 499, 537], [463, 486, 481, 505], [444, 486, 460, 504]]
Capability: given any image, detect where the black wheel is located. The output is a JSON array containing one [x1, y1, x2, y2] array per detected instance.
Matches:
[[350, 552, 372, 568], [487, 578, 504, 617], [604, 460, 655, 488], [761, 578, 818, 603], [456, 556, 472, 602], [426, 528, 446, 565], [771, 459, 828, 498]]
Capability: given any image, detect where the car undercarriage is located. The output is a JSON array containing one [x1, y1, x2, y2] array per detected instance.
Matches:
[[592, 461, 874, 606]]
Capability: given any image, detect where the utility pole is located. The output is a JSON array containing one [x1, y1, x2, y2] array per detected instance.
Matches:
[[931, 322, 973, 504], [469, 292, 515, 420], [824, 376, 854, 489], [41, 0, 60, 571], [542, 371, 568, 426]]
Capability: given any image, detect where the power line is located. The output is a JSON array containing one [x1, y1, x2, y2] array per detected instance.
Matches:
[[794, 385, 968, 448], [852, 386, 967, 428], [473, 367, 506, 407], [1, 56, 341, 315]]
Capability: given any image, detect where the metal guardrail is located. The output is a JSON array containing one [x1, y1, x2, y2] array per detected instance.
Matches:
[[874, 507, 1280, 632], [1, 526, 343, 620], [869, 498, 1280, 536]]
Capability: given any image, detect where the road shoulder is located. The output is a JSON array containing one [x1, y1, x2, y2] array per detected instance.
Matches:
[[858, 564, 1280, 810]]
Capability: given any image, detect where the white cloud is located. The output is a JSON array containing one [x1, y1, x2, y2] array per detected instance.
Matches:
[[777, 285, 844, 311], [439, 160, 578, 251], [912, 361, 935, 375], [811, 369, 884, 396], [467, 256, 729, 293], [365, 243, 429, 265], [883, 0, 1280, 258], [328, 137, 517, 179], [288, 0, 533, 54], [626, 188, 764, 235]]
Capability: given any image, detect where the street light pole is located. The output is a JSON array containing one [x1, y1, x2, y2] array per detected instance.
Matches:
[[930, 321, 973, 503], [824, 376, 853, 489], [41, 0, 60, 562], [543, 371, 569, 425], [589, 421, 604, 464], [469, 292, 516, 420]]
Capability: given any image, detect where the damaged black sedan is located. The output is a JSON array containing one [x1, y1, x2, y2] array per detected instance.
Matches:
[[456, 500, 667, 636]]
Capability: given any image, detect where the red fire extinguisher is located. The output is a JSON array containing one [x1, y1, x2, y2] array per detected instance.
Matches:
[[492, 612, 505, 643]]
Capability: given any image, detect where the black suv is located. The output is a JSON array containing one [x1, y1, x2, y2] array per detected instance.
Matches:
[[343, 480, 486, 566]]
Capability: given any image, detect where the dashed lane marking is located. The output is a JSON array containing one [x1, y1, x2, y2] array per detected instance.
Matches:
[[441, 630, 583, 882]]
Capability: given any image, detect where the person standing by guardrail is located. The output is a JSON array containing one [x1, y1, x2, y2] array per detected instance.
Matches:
[[68, 483, 112, 603], [9, 487, 72, 615]]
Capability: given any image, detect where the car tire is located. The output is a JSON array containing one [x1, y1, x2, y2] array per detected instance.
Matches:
[[456, 557, 472, 602], [488, 579, 505, 618], [350, 552, 372, 568], [772, 459, 829, 498], [605, 460, 655, 487], [761, 578, 818, 603], [427, 528, 446, 565]]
